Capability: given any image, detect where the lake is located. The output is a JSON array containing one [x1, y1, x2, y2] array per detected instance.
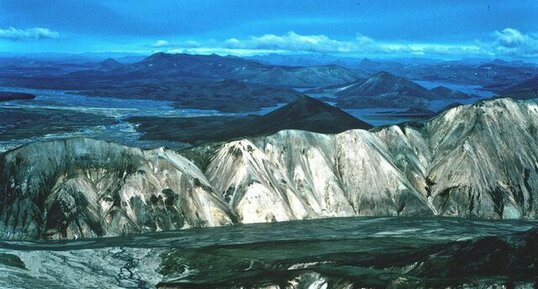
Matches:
[[306, 81, 496, 126]]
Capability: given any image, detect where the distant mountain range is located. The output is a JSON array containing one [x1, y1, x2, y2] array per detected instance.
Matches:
[[3, 52, 538, 112], [356, 59, 538, 91], [248, 53, 360, 67], [0, 53, 365, 113], [2, 52, 361, 90], [306, 71, 471, 108], [115, 52, 265, 81], [116, 52, 362, 88], [129, 95, 372, 144], [249, 54, 538, 90], [2, 97, 538, 239], [3, 53, 537, 92]]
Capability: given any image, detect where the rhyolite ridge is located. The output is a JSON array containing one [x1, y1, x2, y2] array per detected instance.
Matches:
[[0, 139, 232, 240], [1, 98, 538, 239]]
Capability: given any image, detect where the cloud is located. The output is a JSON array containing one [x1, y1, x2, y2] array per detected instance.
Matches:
[[492, 28, 538, 57], [205, 31, 488, 57], [152, 40, 170, 47], [159, 29, 538, 59], [223, 31, 357, 53], [494, 28, 527, 48], [0, 27, 60, 40], [194, 31, 482, 57]]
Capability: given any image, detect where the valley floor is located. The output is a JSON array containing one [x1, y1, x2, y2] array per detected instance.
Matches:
[[1, 217, 537, 289], [0, 87, 278, 152], [0, 81, 493, 152]]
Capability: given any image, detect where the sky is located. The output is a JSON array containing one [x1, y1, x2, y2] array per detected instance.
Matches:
[[0, 0, 537, 60]]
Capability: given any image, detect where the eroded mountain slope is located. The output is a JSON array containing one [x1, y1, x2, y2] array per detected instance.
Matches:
[[205, 129, 434, 223], [425, 99, 538, 218], [1, 98, 537, 240], [0, 139, 232, 239], [204, 98, 538, 221]]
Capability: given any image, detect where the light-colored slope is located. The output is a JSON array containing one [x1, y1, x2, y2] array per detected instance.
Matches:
[[206, 139, 311, 223], [375, 125, 431, 199], [0, 138, 232, 239], [206, 129, 434, 223], [335, 129, 433, 216], [425, 99, 538, 218], [205, 98, 538, 221]]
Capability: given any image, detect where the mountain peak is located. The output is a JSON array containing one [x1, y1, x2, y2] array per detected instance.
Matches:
[[359, 58, 377, 66], [430, 86, 470, 99], [372, 71, 395, 78], [145, 52, 173, 60], [261, 95, 372, 133], [345, 71, 422, 94], [365, 71, 401, 83], [332, 71, 436, 108], [431, 85, 451, 93], [94, 58, 123, 71], [286, 94, 342, 113], [100, 58, 120, 64]]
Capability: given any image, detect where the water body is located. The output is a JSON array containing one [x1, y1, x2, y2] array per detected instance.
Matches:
[[415, 80, 496, 111], [0, 87, 284, 152], [414, 80, 495, 98], [342, 107, 415, 126], [307, 82, 495, 126], [0, 82, 501, 151], [301, 93, 425, 126], [0, 217, 536, 288]]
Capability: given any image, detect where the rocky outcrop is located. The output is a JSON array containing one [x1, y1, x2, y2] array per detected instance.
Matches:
[[0, 138, 232, 240], [1, 98, 538, 239]]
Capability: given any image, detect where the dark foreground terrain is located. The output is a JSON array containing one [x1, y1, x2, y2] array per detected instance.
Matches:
[[0, 108, 117, 141], [0, 91, 36, 102], [1, 217, 536, 289]]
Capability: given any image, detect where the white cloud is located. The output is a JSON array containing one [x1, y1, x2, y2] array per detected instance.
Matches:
[[492, 28, 538, 57], [182, 40, 203, 48], [157, 29, 538, 59], [494, 28, 527, 48], [152, 40, 170, 47], [224, 31, 357, 53], [219, 31, 484, 57], [354, 33, 375, 46], [0, 27, 59, 40]]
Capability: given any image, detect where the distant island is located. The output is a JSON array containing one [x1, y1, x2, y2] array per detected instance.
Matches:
[[0, 91, 36, 102]]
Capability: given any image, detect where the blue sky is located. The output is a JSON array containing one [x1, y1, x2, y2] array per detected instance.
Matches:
[[1, 0, 537, 59]]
